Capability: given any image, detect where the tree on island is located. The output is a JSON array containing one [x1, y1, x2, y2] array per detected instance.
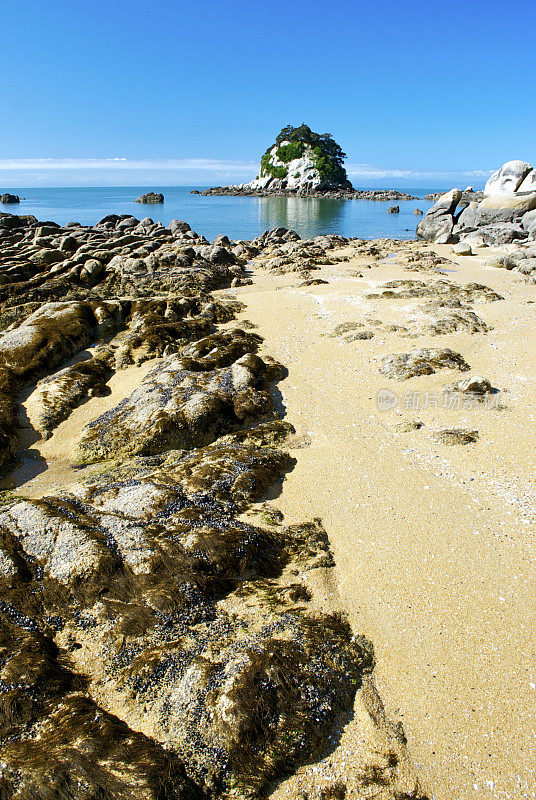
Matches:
[[275, 124, 347, 168], [259, 123, 352, 188]]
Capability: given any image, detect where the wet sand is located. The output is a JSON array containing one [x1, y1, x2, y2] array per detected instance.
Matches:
[[224, 245, 536, 800]]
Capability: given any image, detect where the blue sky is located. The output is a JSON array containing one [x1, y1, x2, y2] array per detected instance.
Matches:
[[1, 0, 534, 187]]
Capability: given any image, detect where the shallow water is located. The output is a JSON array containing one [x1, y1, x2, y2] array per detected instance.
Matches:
[[1, 185, 438, 240]]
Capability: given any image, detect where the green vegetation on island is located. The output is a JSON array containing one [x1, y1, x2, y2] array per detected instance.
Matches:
[[259, 123, 351, 187]]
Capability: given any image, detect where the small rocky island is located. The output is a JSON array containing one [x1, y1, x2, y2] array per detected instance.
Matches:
[[1, 194, 20, 204], [135, 191, 164, 203], [198, 124, 417, 200]]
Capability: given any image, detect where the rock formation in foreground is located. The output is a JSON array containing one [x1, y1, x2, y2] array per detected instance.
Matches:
[[198, 124, 417, 200], [0, 211, 427, 799]]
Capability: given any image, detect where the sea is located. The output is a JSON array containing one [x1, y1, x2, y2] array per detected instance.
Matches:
[[0, 185, 462, 241]]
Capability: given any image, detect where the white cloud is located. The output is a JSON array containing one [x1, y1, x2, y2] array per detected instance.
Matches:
[[0, 157, 257, 172], [346, 162, 493, 180], [0, 157, 494, 188]]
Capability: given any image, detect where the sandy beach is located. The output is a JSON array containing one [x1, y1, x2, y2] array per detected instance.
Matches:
[[214, 242, 536, 800]]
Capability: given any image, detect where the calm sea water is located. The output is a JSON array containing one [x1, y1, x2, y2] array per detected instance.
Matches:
[[1, 186, 442, 241]]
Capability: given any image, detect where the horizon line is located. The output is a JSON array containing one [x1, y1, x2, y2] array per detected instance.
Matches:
[[0, 157, 494, 182]]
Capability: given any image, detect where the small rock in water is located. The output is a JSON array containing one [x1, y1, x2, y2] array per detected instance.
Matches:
[[135, 191, 164, 203]]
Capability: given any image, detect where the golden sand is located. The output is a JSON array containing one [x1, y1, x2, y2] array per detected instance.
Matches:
[[223, 244, 536, 800]]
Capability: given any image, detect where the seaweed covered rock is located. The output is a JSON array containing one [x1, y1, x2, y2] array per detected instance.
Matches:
[[26, 350, 114, 438], [367, 278, 503, 303], [379, 347, 470, 380], [0, 214, 428, 800], [0, 425, 374, 798], [431, 428, 479, 445], [0, 301, 123, 383], [407, 309, 490, 336], [75, 329, 283, 464], [0, 301, 124, 467], [0, 616, 202, 800]]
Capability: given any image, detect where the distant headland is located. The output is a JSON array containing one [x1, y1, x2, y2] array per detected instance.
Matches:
[[194, 124, 417, 201]]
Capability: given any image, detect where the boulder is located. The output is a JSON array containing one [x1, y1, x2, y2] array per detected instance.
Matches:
[[79, 258, 104, 285], [478, 192, 536, 221], [455, 201, 479, 231], [452, 242, 473, 255], [521, 209, 536, 232], [484, 160, 533, 196], [414, 208, 423, 215], [416, 189, 462, 242], [387, 205, 399, 213], [59, 234, 79, 252], [516, 169, 536, 193], [448, 375, 493, 395], [169, 219, 192, 234], [1, 193, 20, 204]]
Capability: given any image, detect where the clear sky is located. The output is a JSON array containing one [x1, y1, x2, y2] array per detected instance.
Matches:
[[1, 0, 534, 187]]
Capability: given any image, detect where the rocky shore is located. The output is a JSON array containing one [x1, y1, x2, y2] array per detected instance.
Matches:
[[417, 160, 536, 278], [0, 211, 427, 799]]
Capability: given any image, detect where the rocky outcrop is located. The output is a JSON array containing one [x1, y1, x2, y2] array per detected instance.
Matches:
[[416, 161, 536, 266], [201, 123, 394, 198], [135, 192, 164, 203], [1, 194, 20, 204], [242, 124, 353, 193], [198, 125, 421, 199]]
